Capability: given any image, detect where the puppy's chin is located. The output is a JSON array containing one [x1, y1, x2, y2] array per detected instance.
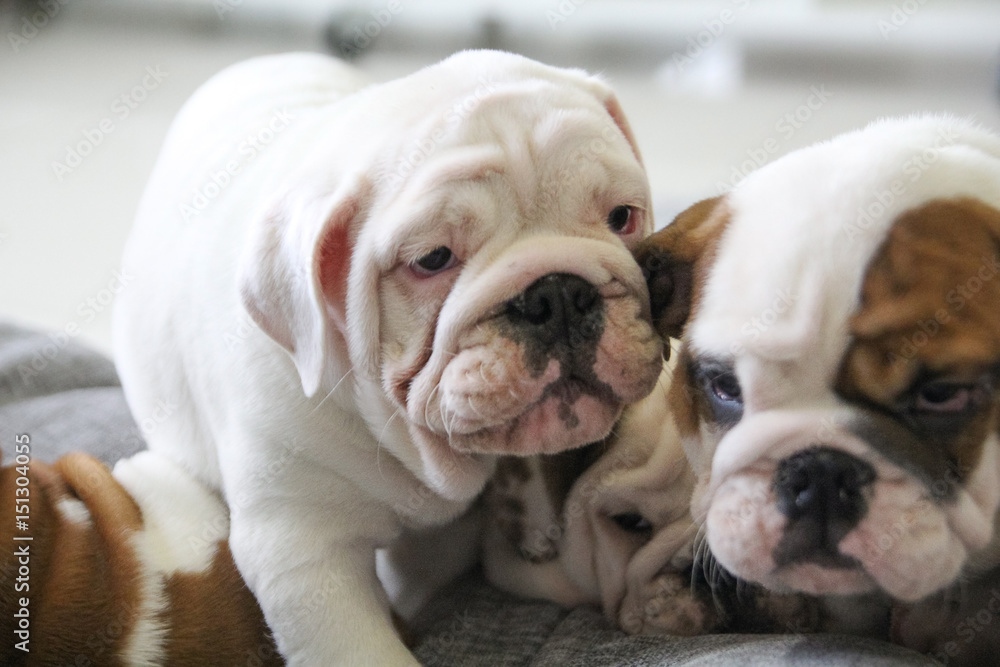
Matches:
[[449, 384, 624, 455]]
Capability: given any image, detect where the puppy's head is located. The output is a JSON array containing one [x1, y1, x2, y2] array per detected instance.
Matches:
[[635, 116, 1000, 602], [239, 51, 662, 498]]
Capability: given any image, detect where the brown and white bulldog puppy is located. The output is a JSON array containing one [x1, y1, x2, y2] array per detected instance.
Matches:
[[0, 450, 280, 667], [634, 115, 1000, 663], [113, 50, 663, 665]]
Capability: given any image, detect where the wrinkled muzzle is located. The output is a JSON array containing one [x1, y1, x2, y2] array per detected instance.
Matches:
[[702, 409, 993, 601], [408, 236, 663, 456]]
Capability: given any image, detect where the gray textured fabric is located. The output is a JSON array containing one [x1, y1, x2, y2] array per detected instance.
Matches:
[[413, 571, 936, 666], [0, 321, 145, 464], [0, 320, 938, 665]]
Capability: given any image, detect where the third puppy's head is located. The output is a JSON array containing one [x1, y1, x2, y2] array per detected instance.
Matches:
[[634, 116, 1000, 602]]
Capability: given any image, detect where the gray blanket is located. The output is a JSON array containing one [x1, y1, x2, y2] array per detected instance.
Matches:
[[0, 321, 936, 665]]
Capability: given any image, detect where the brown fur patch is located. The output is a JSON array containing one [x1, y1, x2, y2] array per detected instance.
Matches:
[[634, 196, 731, 343], [162, 542, 281, 666], [667, 348, 705, 443], [837, 197, 1000, 476], [1, 455, 142, 666], [487, 458, 532, 556], [0, 453, 282, 666], [487, 441, 610, 563]]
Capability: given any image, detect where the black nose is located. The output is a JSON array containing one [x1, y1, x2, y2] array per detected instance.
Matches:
[[505, 273, 603, 348], [772, 447, 876, 568], [775, 447, 875, 523]]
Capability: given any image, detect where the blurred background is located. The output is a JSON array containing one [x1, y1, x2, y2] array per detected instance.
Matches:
[[1, 0, 999, 353]]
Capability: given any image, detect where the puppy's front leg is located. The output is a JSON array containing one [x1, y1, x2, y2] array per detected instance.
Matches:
[[229, 508, 419, 666]]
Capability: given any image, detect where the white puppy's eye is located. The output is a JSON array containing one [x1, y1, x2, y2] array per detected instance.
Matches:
[[411, 246, 457, 276], [607, 205, 637, 235]]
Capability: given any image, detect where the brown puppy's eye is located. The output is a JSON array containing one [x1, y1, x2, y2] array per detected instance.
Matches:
[[412, 246, 457, 276], [693, 359, 744, 427], [711, 372, 742, 403], [913, 382, 974, 413], [607, 205, 637, 235]]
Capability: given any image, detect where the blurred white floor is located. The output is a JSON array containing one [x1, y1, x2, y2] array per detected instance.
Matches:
[[2, 7, 999, 353]]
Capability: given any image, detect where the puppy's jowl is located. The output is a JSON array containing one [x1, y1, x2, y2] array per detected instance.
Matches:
[[114, 51, 662, 665], [635, 115, 1000, 663]]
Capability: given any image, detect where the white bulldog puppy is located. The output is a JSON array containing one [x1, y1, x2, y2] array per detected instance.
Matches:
[[634, 116, 1000, 662], [113, 50, 662, 665]]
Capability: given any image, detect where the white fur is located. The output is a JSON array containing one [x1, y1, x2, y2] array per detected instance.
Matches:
[[113, 451, 229, 574], [110, 451, 230, 667], [113, 50, 659, 665], [117, 546, 169, 667], [56, 497, 91, 525], [684, 116, 1000, 601]]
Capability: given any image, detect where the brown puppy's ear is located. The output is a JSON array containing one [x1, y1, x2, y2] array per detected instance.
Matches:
[[633, 197, 728, 347]]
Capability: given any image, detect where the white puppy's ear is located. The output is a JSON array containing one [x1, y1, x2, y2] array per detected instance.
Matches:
[[584, 77, 645, 166], [238, 179, 367, 397]]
